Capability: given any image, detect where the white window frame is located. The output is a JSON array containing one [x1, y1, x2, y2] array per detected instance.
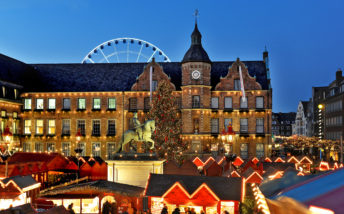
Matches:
[[92, 142, 101, 157], [63, 98, 71, 110], [36, 98, 44, 110], [108, 98, 116, 110], [224, 97, 232, 109], [47, 142, 56, 152], [107, 142, 116, 159], [62, 142, 71, 156], [240, 97, 248, 109], [36, 119, 44, 135], [24, 99, 32, 110], [93, 98, 101, 109], [78, 98, 86, 110], [48, 98, 56, 110], [48, 119, 56, 135], [256, 97, 264, 109], [211, 97, 219, 109], [24, 120, 31, 134]]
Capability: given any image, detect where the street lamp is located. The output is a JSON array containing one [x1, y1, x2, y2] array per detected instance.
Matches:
[[74, 129, 83, 181], [221, 124, 235, 154], [1, 126, 12, 178]]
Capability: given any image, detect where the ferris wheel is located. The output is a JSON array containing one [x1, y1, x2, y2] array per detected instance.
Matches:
[[82, 37, 171, 63]]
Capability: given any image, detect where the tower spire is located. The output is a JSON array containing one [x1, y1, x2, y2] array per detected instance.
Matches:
[[194, 9, 199, 24]]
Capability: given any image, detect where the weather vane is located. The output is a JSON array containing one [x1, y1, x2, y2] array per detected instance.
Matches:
[[194, 9, 199, 23]]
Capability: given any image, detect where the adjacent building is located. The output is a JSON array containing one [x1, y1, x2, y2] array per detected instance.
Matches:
[[272, 112, 296, 136], [293, 101, 312, 137], [323, 69, 344, 140], [0, 23, 272, 160]]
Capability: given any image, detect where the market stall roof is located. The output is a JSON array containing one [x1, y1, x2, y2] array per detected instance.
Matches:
[[260, 172, 318, 198], [1, 175, 40, 191], [276, 168, 344, 200], [145, 173, 243, 201], [40, 180, 144, 198], [0, 203, 36, 214]]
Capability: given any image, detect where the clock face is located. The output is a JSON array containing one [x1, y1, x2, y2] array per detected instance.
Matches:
[[192, 70, 201, 80]]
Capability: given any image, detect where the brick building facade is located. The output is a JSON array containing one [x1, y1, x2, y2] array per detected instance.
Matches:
[[0, 23, 272, 160]]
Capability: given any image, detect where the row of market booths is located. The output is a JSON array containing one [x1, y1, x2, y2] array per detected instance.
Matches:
[[0, 152, 107, 188]]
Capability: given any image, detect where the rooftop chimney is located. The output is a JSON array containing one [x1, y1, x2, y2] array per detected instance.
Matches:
[[336, 68, 342, 80]]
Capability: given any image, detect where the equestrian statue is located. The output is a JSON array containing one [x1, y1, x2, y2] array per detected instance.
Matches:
[[116, 112, 156, 153]]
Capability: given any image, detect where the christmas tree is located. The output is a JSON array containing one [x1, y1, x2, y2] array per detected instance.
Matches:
[[147, 80, 186, 163]]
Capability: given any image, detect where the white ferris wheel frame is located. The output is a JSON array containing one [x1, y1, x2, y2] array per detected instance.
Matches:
[[82, 37, 171, 63]]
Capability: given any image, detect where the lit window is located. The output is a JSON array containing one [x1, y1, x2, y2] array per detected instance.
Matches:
[[48, 120, 56, 135], [77, 120, 86, 136], [224, 97, 232, 109], [78, 98, 86, 110], [24, 99, 32, 110], [107, 143, 116, 159], [47, 143, 55, 152], [24, 120, 31, 134], [35, 142, 43, 152], [234, 79, 241, 91], [1, 110, 6, 117], [48, 99, 56, 110], [211, 97, 219, 109], [93, 98, 101, 109], [36, 99, 44, 110], [108, 98, 116, 110], [63, 98, 71, 110], [92, 142, 101, 157], [240, 97, 248, 108], [256, 97, 264, 109], [62, 142, 71, 156], [12, 120, 17, 134], [256, 144, 265, 158], [2, 86, 5, 97], [62, 119, 70, 135], [13, 112, 18, 118], [211, 118, 219, 133], [240, 118, 248, 133], [36, 119, 44, 135], [108, 120, 116, 136], [92, 120, 101, 136]]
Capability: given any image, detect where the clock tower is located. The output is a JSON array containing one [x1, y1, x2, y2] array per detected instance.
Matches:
[[181, 22, 212, 151]]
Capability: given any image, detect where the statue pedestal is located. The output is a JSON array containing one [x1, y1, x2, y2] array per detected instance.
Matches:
[[106, 154, 165, 188]]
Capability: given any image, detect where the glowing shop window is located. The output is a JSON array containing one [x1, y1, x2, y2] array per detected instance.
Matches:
[[221, 201, 235, 214], [151, 197, 164, 214]]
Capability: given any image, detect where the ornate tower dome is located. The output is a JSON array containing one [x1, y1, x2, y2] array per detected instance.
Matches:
[[182, 23, 211, 63]]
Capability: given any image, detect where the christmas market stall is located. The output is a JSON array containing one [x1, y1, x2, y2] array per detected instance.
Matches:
[[38, 180, 144, 214], [144, 174, 245, 214], [0, 175, 41, 210]]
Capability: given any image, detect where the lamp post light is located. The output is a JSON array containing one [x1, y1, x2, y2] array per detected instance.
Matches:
[[221, 124, 235, 154], [2, 126, 13, 177], [74, 129, 83, 182]]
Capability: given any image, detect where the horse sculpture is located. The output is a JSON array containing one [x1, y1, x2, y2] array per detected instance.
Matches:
[[116, 119, 155, 153]]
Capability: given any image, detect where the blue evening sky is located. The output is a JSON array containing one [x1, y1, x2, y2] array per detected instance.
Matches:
[[1, 0, 343, 112]]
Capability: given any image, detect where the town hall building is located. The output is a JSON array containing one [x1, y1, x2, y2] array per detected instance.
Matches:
[[0, 23, 272, 160]]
